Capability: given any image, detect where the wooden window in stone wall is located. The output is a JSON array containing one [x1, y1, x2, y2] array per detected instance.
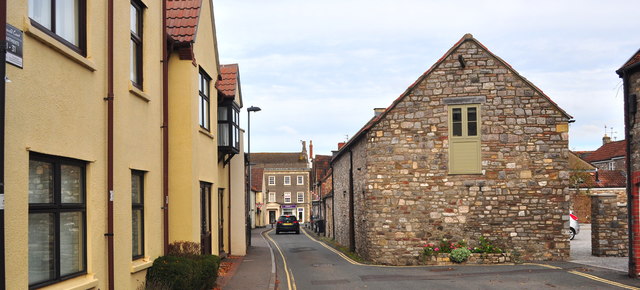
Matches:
[[448, 104, 481, 174]]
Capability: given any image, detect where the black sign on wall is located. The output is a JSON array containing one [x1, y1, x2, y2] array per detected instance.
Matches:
[[6, 23, 23, 68]]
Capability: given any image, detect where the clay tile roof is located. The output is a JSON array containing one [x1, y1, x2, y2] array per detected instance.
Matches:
[[251, 167, 264, 192], [217, 64, 239, 98], [586, 170, 626, 188], [583, 140, 626, 163], [166, 0, 202, 43], [618, 49, 640, 72]]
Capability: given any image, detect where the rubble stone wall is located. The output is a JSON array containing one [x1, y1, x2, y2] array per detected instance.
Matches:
[[360, 40, 570, 265]]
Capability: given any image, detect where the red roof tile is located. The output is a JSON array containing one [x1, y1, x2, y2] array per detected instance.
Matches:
[[332, 34, 572, 162], [166, 0, 202, 43], [217, 64, 239, 99], [583, 140, 626, 163], [584, 170, 626, 188]]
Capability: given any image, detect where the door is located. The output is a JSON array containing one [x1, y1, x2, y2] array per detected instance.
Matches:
[[269, 210, 276, 224], [200, 182, 212, 255], [218, 188, 225, 255]]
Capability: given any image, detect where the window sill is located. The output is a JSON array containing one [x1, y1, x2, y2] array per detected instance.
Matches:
[[131, 257, 153, 273], [24, 17, 97, 72], [199, 128, 214, 140], [129, 83, 151, 102], [38, 274, 99, 290]]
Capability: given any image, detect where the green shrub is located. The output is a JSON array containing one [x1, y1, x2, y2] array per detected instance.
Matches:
[[146, 242, 221, 290], [471, 236, 503, 254], [449, 248, 471, 263]]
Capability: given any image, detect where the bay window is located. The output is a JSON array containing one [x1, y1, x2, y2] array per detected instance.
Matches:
[[218, 100, 240, 154]]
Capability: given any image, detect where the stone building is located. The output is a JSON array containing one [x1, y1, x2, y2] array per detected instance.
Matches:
[[330, 34, 572, 265], [618, 48, 640, 277], [252, 143, 311, 224]]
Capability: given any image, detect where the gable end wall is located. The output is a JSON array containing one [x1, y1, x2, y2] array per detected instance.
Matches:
[[360, 40, 570, 265]]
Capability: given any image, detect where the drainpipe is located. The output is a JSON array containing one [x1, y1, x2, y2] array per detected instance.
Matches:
[[349, 150, 355, 252], [0, 0, 6, 288], [621, 69, 636, 278], [228, 164, 231, 254], [106, 0, 115, 289], [162, 0, 169, 254]]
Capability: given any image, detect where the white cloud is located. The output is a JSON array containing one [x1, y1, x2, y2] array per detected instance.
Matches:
[[215, 0, 640, 155]]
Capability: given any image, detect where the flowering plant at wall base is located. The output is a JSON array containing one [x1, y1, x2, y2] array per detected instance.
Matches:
[[422, 237, 503, 257], [470, 236, 503, 254], [422, 238, 468, 256]]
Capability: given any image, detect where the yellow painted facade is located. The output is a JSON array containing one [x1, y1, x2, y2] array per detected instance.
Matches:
[[4, 0, 246, 289]]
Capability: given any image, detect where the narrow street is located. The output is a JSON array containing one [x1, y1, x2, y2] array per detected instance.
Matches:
[[256, 227, 640, 290]]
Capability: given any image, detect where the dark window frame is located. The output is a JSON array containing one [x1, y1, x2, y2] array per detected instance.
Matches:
[[199, 69, 212, 130], [28, 153, 87, 289], [130, 0, 144, 88], [131, 170, 145, 260], [28, 0, 87, 56], [217, 99, 240, 154]]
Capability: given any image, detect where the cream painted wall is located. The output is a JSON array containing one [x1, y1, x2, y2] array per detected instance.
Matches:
[[230, 131, 247, 255], [5, 0, 108, 289], [111, 0, 165, 289], [168, 0, 222, 256]]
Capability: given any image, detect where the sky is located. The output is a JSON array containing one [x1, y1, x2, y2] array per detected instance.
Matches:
[[213, 0, 640, 157]]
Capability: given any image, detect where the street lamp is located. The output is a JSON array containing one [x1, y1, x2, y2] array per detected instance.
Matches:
[[246, 106, 261, 247]]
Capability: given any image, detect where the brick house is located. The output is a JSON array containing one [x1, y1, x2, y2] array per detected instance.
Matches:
[[618, 48, 640, 277], [330, 34, 573, 265], [583, 138, 626, 171]]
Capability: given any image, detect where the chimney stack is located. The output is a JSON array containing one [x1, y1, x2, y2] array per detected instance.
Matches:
[[602, 134, 611, 145], [338, 142, 346, 150], [309, 140, 314, 160]]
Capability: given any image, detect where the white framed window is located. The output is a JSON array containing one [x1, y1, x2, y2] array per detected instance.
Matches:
[[297, 175, 304, 185], [269, 192, 276, 203], [297, 207, 305, 223], [284, 192, 291, 203], [268, 176, 275, 185], [297, 192, 304, 203], [609, 162, 615, 170], [284, 176, 291, 185]]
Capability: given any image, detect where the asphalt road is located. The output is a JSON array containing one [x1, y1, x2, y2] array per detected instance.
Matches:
[[264, 228, 640, 290]]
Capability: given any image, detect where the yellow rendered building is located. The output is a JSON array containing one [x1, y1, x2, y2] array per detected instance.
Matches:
[[3, 0, 246, 289]]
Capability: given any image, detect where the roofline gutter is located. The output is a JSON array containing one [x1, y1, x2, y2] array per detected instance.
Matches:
[[162, 0, 170, 254], [106, 0, 115, 288], [621, 68, 637, 278]]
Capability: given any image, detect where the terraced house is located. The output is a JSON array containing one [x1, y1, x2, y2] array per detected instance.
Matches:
[[331, 34, 572, 265], [2, 0, 246, 289]]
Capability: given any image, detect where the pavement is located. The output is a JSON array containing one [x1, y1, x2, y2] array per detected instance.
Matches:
[[569, 223, 629, 272], [217, 227, 276, 290], [217, 224, 633, 289]]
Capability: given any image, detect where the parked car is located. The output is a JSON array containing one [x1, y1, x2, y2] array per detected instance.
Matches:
[[276, 215, 300, 234], [569, 211, 580, 240]]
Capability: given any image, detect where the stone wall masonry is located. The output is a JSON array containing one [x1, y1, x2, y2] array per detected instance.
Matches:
[[591, 194, 628, 257], [360, 40, 570, 265]]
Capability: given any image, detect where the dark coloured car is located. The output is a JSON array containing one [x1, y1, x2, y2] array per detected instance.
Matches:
[[276, 215, 300, 234]]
